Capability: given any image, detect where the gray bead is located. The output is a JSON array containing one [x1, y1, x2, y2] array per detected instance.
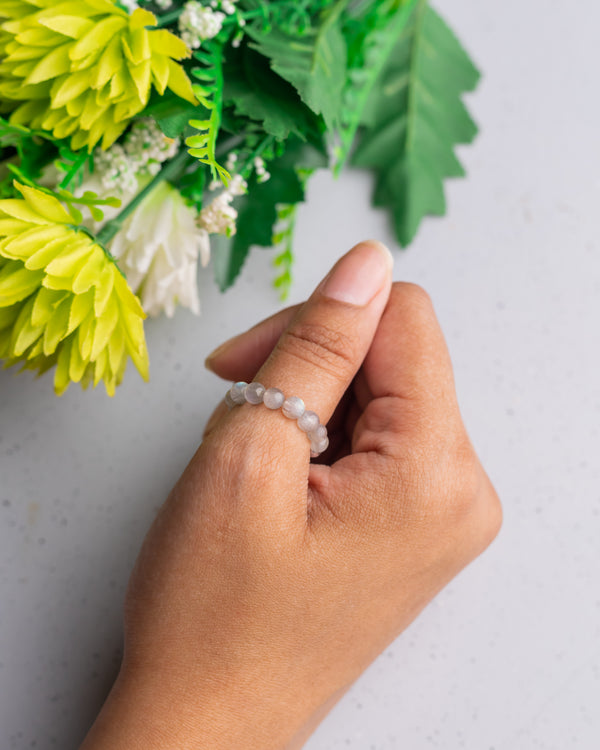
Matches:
[[282, 396, 305, 419], [263, 387, 285, 409], [225, 391, 236, 409], [230, 381, 248, 404], [298, 410, 319, 433], [245, 382, 266, 404], [310, 435, 329, 454], [309, 424, 328, 441]]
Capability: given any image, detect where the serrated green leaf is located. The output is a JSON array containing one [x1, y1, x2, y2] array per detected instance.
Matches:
[[334, 0, 419, 173], [245, 2, 348, 131], [213, 138, 318, 292], [351, 2, 480, 246], [222, 45, 320, 141]]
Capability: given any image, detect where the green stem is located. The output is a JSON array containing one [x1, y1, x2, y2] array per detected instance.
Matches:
[[96, 149, 192, 246], [156, 8, 183, 27], [239, 135, 275, 179]]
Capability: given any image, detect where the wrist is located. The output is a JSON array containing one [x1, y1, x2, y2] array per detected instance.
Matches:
[[80, 665, 321, 750]]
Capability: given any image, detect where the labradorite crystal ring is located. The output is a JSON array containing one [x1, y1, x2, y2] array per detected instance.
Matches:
[[225, 381, 329, 457]]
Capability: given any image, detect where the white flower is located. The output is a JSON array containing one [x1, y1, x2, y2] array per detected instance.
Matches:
[[125, 119, 180, 177], [221, 0, 237, 14], [199, 191, 237, 236], [92, 120, 180, 199], [179, 1, 225, 49], [229, 173, 248, 196], [120, 0, 139, 12], [155, 0, 173, 8], [94, 144, 138, 196], [109, 182, 210, 317]]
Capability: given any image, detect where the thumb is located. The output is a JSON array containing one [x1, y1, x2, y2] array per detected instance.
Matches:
[[240, 240, 393, 446]]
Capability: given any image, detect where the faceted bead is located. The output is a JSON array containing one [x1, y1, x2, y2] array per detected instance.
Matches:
[[310, 435, 329, 455], [230, 381, 248, 404], [309, 424, 328, 441], [245, 382, 266, 404], [263, 387, 285, 409], [225, 390, 236, 408], [297, 410, 319, 433], [282, 396, 305, 419]]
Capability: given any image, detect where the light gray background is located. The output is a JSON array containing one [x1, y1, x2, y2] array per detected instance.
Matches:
[[1, 0, 599, 747]]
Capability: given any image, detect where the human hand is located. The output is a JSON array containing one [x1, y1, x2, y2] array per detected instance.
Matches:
[[81, 241, 501, 750]]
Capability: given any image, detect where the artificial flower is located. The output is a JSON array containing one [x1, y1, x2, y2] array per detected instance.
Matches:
[[179, 2, 226, 49], [109, 181, 209, 317], [0, 182, 149, 395], [0, 0, 196, 151], [92, 118, 180, 196]]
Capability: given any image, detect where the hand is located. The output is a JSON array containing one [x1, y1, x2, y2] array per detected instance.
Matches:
[[81, 241, 501, 750]]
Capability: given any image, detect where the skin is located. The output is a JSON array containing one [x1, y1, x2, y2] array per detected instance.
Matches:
[[81, 241, 502, 750]]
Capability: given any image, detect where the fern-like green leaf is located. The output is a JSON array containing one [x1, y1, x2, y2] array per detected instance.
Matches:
[[185, 44, 230, 185], [351, 2, 480, 246], [271, 203, 297, 300]]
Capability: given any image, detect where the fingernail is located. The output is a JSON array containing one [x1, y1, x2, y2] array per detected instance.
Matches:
[[319, 240, 393, 306], [205, 334, 240, 369]]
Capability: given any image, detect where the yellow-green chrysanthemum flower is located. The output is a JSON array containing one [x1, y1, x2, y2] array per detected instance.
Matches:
[[0, 182, 149, 395], [0, 0, 196, 151]]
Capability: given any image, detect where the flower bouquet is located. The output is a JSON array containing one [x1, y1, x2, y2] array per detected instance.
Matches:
[[0, 0, 479, 395]]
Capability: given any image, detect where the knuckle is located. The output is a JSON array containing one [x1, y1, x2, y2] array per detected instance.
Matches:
[[394, 282, 434, 314], [200, 415, 280, 494], [279, 323, 357, 375], [442, 435, 503, 549]]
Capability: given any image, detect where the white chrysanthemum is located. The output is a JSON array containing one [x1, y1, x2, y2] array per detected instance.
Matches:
[[109, 182, 209, 317], [179, 1, 226, 49], [120, 0, 139, 12]]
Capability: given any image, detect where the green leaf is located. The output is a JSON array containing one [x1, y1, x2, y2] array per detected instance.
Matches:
[[213, 138, 323, 292], [223, 45, 320, 141], [185, 43, 230, 184], [334, 0, 419, 174], [0, 117, 58, 182], [245, 1, 348, 131], [351, 2, 480, 246], [271, 202, 298, 301]]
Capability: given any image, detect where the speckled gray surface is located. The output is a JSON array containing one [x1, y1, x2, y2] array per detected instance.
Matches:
[[1, 1, 600, 748]]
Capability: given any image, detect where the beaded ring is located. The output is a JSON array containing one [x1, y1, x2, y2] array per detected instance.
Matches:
[[225, 381, 329, 457]]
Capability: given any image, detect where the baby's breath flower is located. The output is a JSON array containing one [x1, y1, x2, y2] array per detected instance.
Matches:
[[199, 192, 238, 236], [221, 0, 237, 14], [94, 145, 138, 197], [125, 119, 180, 177], [225, 152, 239, 173], [228, 174, 248, 197], [179, 1, 226, 49]]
